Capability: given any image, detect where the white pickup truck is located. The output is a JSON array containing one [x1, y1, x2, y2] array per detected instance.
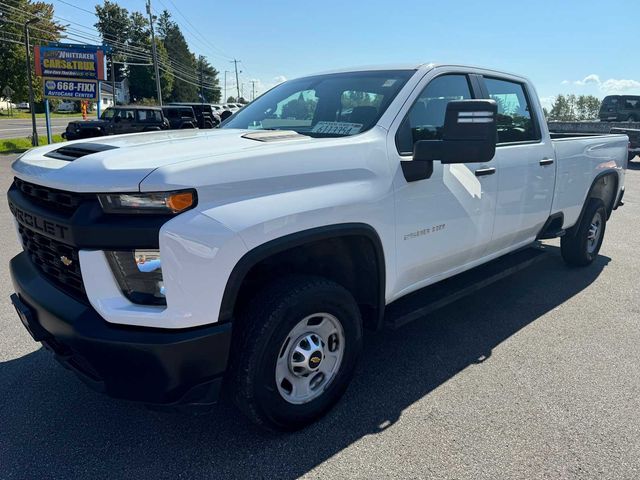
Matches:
[[8, 64, 627, 431]]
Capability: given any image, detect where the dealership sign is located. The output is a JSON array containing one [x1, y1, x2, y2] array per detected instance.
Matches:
[[34, 45, 105, 80], [43, 78, 98, 100]]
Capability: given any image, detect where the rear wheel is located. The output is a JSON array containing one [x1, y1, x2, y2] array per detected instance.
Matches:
[[561, 198, 607, 266], [232, 275, 362, 431]]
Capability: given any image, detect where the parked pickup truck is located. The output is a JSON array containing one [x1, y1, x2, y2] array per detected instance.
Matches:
[[8, 64, 627, 431], [62, 105, 168, 140]]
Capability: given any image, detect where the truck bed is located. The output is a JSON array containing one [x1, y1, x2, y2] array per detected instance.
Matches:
[[548, 121, 640, 156]]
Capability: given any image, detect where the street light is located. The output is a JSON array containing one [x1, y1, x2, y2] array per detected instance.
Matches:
[[24, 17, 40, 146]]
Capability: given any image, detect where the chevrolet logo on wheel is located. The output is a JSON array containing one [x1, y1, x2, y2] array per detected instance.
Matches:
[[60, 256, 73, 267]]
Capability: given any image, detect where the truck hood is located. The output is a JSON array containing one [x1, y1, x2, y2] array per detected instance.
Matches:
[[11, 129, 313, 192]]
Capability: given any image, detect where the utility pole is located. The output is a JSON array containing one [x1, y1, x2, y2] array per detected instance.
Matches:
[[24, 17, 40, 146], [110, 54, 116, 105], [224, 70, 231, 102], [198, 55, 204, 104], [251, 80, 256, 101], [231, 59, 240, 101], [146, 0, 162, 105]]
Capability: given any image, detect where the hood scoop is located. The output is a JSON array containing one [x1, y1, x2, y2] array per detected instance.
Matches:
[[44, 143, 119, 161], [241, 130, 307, 142]]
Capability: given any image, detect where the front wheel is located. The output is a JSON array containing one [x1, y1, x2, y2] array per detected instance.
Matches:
[[232, 275, 362, 431], [561, 198, 607, 266]]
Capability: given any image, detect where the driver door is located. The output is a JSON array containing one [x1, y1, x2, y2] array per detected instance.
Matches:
[[389, 72, 498, 297]]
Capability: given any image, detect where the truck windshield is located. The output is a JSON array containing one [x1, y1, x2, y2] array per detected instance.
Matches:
[[222, 70, 415, 137]]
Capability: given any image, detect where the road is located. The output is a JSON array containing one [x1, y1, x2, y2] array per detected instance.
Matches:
[[0, 154, 639, 479], [0, 116, 87, 139]]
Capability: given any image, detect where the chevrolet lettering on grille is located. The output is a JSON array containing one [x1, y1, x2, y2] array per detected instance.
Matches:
[[8, 202, 70, 241]]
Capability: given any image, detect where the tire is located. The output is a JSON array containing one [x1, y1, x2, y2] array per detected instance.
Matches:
[[232, 275, 362, 431], [561, 198, 607, 266]]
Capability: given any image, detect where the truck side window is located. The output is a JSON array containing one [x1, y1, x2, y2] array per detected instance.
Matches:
[[396, 74, 472, 155], [484, 78, 540, 144]]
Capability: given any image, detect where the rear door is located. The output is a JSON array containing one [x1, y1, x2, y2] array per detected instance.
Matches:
[[113, 108, 136, 134], [478, 76, 555, 253]]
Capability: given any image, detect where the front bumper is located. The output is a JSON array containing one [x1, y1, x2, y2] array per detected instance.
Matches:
[[10, 252, 232, 407]]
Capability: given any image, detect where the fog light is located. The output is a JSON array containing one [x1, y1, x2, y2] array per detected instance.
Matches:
[[106, 249, 166, 305]]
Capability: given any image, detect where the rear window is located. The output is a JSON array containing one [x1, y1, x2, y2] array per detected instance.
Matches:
[[137, 110, 162, 122], [602, 96, 619, 107], [484, 77, 540, 144]]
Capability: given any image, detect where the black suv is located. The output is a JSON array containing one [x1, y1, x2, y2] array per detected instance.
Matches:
[[63, 106, 168, 140], [599, 95, 640, 122], [162, 105, 198, 129], [167, 103, 220, 128]]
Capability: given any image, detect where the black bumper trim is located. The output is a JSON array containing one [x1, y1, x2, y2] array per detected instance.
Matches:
[[10, 252, 232, 406]]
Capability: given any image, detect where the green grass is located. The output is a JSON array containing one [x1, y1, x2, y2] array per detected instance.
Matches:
[[0, 111, 87, 119], [0, 135, 65, 154]]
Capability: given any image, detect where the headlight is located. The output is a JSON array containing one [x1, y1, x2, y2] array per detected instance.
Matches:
[[98, 190, 196, 215], [106, 250, 165, 305]]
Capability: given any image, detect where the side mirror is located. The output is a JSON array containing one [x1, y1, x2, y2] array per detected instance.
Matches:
[[401, 99, 497, 182]]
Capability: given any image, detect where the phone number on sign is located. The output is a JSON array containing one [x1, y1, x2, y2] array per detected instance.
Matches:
[[46, 80, 96, 93]]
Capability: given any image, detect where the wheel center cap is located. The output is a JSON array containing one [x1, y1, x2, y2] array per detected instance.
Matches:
[[308, 351, 323, 369]]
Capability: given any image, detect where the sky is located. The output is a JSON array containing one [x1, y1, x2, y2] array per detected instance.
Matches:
[[49, 0, 640, 108]]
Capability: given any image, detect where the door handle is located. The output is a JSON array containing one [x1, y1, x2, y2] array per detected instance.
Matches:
[[474, 167, 496, 177], [540, 158, 554, 166]]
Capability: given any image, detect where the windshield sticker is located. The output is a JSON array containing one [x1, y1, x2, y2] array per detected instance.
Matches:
[[382, 79, 397, 87], [311, 121, 363, 135]]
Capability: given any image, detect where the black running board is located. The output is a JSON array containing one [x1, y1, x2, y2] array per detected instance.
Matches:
[[385, 245, 549, 330]]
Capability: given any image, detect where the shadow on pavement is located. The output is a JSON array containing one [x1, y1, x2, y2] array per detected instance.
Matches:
[[0, 247, 610, 479]]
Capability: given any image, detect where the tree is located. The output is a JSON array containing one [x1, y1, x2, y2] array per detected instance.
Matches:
[[157, 10, 198, 102], [549, 94, 601, 121], [94, 0, 130, 83], [0, 0, 64, 104], [227, 96, 236, 103], [95, 4, 173, 104], [126, 11, 172, 103], [549, 94, 572, 121], [575, 95, 600, 120], [196, 55, 220, 103]]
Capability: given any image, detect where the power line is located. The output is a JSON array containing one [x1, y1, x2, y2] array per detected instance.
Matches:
[[51, 0, 94, 16], [157, 0, 233, 60]]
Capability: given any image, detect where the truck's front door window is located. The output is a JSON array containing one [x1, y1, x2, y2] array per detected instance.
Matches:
[[221, 70, 414, 137], [395, 74, 472, 155], [484, 77, 540, 144]]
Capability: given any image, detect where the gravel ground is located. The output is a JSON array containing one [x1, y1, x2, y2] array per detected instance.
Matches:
[[0, 154, 639, 479]]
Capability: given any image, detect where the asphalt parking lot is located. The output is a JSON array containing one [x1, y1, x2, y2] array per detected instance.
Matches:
[[0, 116, 85, 140], [0, 153, 639, 479]]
